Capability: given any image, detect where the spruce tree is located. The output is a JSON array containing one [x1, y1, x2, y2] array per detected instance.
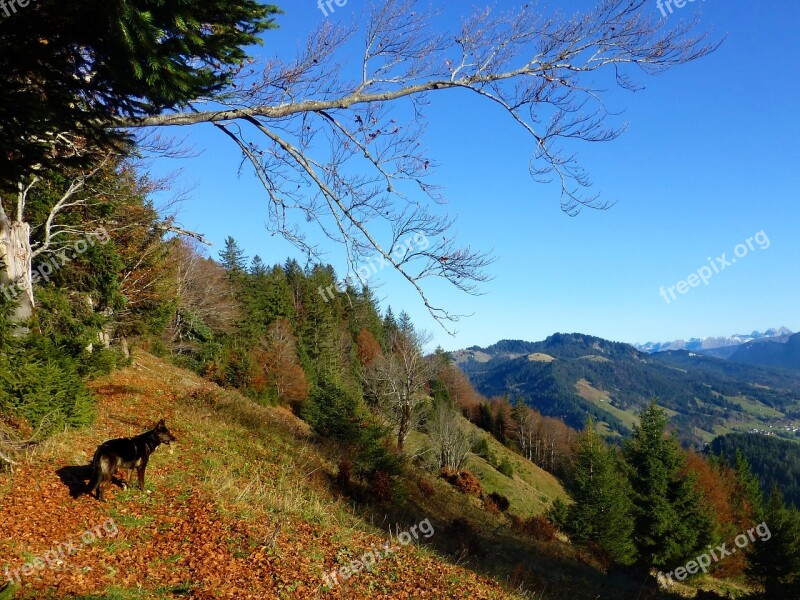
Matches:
[[250, 256, 267, 277], [219, 237, 248, 272], [623, 402, 711, 568], [0, 0, 280, 181], [745, 489, 800, 599], [566, 419, 637, 565]]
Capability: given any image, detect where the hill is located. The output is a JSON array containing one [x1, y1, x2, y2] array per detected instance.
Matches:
[[729, 332, 800, 372], [455, 333, 800, 444], [710, 433, 800, 507], [1, 352, 669, 599]]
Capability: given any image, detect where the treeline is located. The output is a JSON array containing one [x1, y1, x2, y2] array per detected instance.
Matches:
[[551, 403, 800, 597], [710, 433, 800, 508]]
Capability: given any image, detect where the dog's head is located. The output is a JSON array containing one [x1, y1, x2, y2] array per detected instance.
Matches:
[[154, 419, 177, 445]]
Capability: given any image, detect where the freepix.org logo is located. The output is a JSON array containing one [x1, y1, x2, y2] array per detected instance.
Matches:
[[0, 0, 37, 19]]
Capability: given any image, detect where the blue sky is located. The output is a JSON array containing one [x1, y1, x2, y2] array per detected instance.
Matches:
[[147, 0, 800, 351]]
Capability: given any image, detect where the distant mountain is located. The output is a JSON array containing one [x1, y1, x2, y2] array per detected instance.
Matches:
[[454, 333, 800, 445], [635, 327, 793, 355], [729, 332, 800, 371]]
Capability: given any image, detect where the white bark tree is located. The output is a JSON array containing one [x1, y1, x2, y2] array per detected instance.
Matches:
[[0, 157, 205, 327], [118, 0, 716, 329], [365, 327, 433, 451], [427, 399, 475, 471]]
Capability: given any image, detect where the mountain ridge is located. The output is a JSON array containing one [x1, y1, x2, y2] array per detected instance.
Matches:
[[452, 333, 800, 445]]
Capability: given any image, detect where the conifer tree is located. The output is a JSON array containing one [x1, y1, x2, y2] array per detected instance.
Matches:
[[0, 0, 280, 181], [250, 256, 267, 277], [623, 402, 712, 568], [745, 488, 800, 599], [567, 419, 637, 565], [219, 237, 248, 272]]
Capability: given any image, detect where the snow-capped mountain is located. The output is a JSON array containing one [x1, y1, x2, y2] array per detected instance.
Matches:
[[635, 327, 794, 355]]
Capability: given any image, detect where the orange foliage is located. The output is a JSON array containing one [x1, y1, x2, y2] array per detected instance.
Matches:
[[683, 450, 747, 577], [355, 328, 382, 368], [254, 318, 309, 405]]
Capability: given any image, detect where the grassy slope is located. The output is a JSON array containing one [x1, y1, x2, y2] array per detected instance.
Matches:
[[0, 353, 727, 599], [0, 353, 515, 599]]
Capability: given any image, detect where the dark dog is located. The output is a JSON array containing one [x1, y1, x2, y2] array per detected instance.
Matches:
[[87, 419, 176, 501]]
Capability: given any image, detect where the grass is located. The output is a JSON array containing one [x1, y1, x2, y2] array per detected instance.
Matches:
[[3, 351, 751, 599], [527, 353, 556, 363], [574, 379, 639, 431]]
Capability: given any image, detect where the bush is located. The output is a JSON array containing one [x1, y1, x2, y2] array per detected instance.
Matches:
[[0, 324, 95, 435], [487, 492, 510, 512], [417, 476, 436, 497], [511, 514, 559, 542], [546, 497, 569, 530], [440, 469, 483, 497], [370, 471, 392, 502], [472, 436, 497, 467], [484, 497, 500, 515], [303, 379, 404, 480], [497, 456, 514, 478]]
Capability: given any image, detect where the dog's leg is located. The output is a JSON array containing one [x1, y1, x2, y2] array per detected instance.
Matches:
[[138, 455, 151, 490]]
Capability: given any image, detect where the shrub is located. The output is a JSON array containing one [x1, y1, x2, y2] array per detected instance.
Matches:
[[370, 471, 392, 502], [417, 476, 436, 497], [484, 497, 500, 515], [487, 492, 510, 512], [546, 497, 569, 530], [511, 514, 558, 542], [440, 469, 483, 497], [497, 456, 514, 478], [0, 325, 95, 435], [303, 379, 403, 482]]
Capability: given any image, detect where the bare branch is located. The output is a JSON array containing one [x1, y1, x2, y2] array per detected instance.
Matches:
[[114, 0, 717, 329]]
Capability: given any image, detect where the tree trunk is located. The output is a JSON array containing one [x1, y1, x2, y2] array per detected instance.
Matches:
[[0, 217, 34, 326], [397, 403, 412, 452]]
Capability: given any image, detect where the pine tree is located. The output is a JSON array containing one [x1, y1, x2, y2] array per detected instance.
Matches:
[[566, 419, 637, 565], [745, 488, 800, 598], [623, 402, 711, 568], [250, 255, 267, 277], [734, 449, 764, 520], [219, 237, 248, 272]]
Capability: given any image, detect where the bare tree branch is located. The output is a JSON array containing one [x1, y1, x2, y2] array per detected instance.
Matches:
[[114, 0, 717, 330]]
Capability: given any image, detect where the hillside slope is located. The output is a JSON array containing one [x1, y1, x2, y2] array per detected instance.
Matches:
[[455, 334, 800, 443], [0, 354, 519, 599]]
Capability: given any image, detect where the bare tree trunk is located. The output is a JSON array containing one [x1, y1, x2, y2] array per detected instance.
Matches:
[[0, 215, 34, 325], [397, 403, 412, 452]]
